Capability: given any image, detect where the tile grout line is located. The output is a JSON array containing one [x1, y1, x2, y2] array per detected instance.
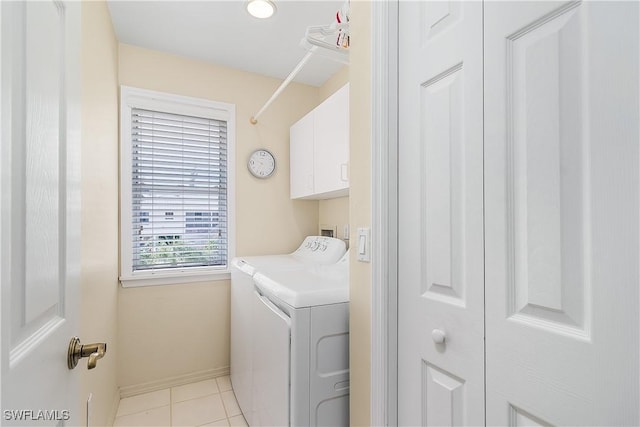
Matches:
[[114, 395, 172, 424], [221, 390, 230, 420], [114, 378, 241, 427]]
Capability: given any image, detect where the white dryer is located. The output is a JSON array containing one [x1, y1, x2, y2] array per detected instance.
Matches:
[[230, 237, 346, 424], [252, 252, 350, 427]]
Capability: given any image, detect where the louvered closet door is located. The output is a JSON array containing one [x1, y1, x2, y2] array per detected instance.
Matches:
[[484, 1, 639, 425], [397, 2, 484, 425]]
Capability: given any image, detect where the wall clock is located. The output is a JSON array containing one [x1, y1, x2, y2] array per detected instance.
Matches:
[[248, 149, 276, 179]]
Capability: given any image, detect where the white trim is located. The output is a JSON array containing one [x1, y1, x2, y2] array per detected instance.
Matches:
[[118, 366, 230, 399], [120, 86, 232, 121], [106, 386, 121, 427], [119, 86, 236, 287], [0, 2, 5, 408], [371, 1, 399, 426], [119, 271, 230, 288]]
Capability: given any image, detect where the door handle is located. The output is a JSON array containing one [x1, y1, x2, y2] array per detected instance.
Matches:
[[67, 337, 107, 370], [254, 291, 292, 326]]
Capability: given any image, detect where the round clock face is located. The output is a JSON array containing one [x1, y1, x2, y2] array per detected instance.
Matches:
[[248, 149, 276, 179]]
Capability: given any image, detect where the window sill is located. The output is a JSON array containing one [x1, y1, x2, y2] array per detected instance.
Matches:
[[119, 269, 231, 288]]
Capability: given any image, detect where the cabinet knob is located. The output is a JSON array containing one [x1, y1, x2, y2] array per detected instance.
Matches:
[[432, 329, 446, 344]]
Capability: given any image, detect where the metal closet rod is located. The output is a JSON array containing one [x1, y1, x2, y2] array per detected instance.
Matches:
[[250, 47, 317, 125]]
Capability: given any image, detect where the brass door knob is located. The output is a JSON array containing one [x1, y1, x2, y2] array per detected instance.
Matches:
[[67, 337, 107, 370]]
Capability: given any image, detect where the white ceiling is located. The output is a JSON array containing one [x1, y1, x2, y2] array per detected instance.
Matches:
[[107, 0, 346, 87]]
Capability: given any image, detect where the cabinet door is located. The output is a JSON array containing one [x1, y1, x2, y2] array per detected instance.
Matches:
[[313, 84, 349, 196], [290, 111, 314, 199]]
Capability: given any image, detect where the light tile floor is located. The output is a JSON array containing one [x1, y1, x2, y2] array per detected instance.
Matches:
[[113, 376, 248, 427]]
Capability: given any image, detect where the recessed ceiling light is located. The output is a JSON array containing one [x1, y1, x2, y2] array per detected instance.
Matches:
[[247, 0, 276, 19]]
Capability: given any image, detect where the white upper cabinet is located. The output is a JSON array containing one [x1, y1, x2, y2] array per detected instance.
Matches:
[[290, 83, 349, 200]]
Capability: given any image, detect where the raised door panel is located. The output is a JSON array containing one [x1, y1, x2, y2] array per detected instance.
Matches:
[[485, 1, 639, 425], [290, 111, 314, 199], [506, 2, 587, 334], [421, 362, 465, 426], [10, 0, 64, 352], [313, 84, 349, 197], [421, 64, 466, 307]]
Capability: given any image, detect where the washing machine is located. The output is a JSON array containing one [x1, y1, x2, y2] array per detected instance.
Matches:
[[230, 236, 346, 424], [251, 252, 350, 426]]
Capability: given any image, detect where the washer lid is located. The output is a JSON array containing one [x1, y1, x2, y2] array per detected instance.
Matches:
[[231, 255, 307, 276], [254, 263, 349, 308]]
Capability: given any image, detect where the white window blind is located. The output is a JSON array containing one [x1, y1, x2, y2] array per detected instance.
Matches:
[[130, 108, 228, 271]]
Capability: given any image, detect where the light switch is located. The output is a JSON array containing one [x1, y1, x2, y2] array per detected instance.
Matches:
[[358, 235, 366, 254], [357, 227, 370, 262]]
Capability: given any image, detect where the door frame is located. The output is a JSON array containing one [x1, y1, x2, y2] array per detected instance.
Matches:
[[370, 1, 399, 425]]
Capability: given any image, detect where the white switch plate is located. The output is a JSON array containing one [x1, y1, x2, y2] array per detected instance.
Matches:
[[357, 227, 370, 262]]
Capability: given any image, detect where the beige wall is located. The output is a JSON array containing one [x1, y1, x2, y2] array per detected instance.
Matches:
[[348, 1, 372, 425], [80, 2, 120, 425], [118, 282, 229, 389], [319, 66, 349, 103], [117, 44, 321, 389], [318, 197, 350, 240]]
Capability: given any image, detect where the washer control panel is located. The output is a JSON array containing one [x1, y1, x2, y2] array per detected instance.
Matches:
[[291, 236, 347, 264]]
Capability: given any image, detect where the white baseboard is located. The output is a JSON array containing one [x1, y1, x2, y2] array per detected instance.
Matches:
[[107, 387, 120, 426], [118, 366, 230, 399]]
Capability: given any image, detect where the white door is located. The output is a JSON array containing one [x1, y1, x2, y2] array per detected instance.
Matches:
[[1, 1, 81, 425], [484, 1, 639, 425], [397, 1, 485, 425]]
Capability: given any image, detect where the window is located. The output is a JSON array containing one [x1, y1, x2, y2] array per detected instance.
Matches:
[[120, 87, 235, 287]]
